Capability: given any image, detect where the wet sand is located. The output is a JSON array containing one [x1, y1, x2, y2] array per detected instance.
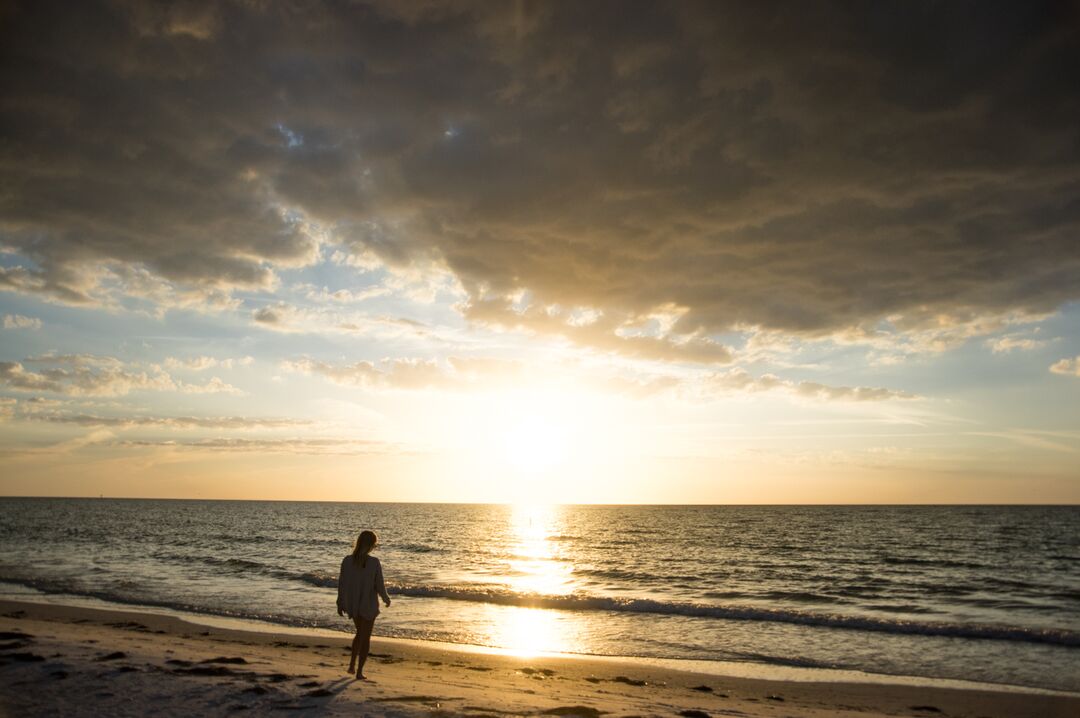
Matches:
[[0, 599, 1075, 717]]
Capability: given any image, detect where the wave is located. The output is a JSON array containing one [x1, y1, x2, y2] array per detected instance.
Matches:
[[360, 582, 1075, 648], [392, 542, 446, 554], [881, 556, 987, 570], [297, 570, 337, 588], [0, 575, 339, 631], [4, 571, 1079, 651]]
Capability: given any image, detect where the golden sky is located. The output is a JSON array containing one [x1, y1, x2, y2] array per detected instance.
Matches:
[[1, 1, 1079, 502]]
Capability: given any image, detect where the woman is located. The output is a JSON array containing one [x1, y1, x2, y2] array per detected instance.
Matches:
[[336, 530, 391, 679]]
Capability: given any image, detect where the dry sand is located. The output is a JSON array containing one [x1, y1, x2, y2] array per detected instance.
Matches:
[[0, 599, 1074, 717]]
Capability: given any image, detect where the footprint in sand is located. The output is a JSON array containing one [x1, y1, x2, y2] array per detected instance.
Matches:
[[200, 656, 248, 665], [94, 651, 127, 661], [539, 706, 603, 718], [612, 676, 647, 687], [519, 667, 556, 678]]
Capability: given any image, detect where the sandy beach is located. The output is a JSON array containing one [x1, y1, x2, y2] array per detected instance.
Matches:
[[0, 599, 1074, 718]]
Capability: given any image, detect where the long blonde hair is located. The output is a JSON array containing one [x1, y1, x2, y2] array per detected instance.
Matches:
[[351, 530, 377, 568]]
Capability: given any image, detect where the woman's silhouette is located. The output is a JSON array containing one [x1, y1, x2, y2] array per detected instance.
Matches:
[[336, 530, 391, 679]]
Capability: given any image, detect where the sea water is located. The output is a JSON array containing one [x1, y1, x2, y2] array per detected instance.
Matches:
[[0, 499, 1076, 691]]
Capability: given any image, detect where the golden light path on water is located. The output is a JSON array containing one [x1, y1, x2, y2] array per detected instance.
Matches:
[[484, 504, 580, 657]]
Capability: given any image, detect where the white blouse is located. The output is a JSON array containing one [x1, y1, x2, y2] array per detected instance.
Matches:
[[336, 554, 389, 621]]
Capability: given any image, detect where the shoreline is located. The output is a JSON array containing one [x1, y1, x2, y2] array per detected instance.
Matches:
[[3, 586, 1073, 696], [1, 599, 1077, 717], [3, 588, 1077, 695]]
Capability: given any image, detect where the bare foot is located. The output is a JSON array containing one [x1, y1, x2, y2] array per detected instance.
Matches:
[[355, 672, 366, 680]]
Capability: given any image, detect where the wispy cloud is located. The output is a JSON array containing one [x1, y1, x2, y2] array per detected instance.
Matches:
[[1049, 356, 1080, 377], [164, 355, 255, 371], [2, 314, 41, 330], [114, 437, 401, 456], [703, 368, 915, 402], [22, 411, 311, 430], [0, 355, 242, 397]]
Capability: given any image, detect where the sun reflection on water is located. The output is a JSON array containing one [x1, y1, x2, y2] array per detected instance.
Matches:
[[505, 503, 573, 595], [487, 604, 566, 657], [492, 503, 577, 655]]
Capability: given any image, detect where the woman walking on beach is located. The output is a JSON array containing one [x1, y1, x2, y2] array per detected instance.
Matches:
[[337, 530, 391, 679]]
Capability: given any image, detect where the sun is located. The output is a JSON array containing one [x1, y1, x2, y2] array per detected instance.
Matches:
[[499, 414, 570, 474], [438, 381, 634, 502]]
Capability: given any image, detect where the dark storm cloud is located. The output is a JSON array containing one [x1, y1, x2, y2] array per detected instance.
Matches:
[[2, 1, 1078, 345]]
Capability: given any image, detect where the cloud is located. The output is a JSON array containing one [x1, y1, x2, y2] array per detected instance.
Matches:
[[464, 297, 732, 364], [178, 376, 245, 395], [296, 283, 388, 304], [0, 354, 242, 396], [3, 314, 41, 329], [0, 1, 1075, 347], [1049, 356, 1080, 377], [986, 335, 1048, 353], [113, 437, 400, 455], [283, 357, 459, 391], [283, 354, 551, 392], [703, 368, 915, 402], [164, 355, 255, 371], [24, 411, 311, 430], [251, 301, 431, 338]]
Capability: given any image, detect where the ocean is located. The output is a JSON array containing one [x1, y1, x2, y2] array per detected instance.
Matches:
[[0, 499, 1076, 692]]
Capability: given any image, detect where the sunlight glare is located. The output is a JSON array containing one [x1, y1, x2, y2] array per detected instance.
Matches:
[[505, 504, 572, 595]]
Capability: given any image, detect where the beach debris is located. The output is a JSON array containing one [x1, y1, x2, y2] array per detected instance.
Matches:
[[765, 694, 784, 701], [95, 651, 127, 661], [166, 659, 193, 666], [690, 685, 713, 692], [467, 665, 493, 671]]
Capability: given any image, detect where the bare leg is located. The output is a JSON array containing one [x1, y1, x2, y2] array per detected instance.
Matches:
[[348, 629, 361, 674], [353, 616, 375, 679]]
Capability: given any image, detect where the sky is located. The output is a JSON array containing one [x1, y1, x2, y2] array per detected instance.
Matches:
[[1, 0, 1078, 503]]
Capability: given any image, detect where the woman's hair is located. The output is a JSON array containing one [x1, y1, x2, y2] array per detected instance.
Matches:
[[351, 530, 378, 567]]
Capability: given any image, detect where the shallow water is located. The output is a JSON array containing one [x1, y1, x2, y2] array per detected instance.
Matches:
[[0, 499, 1076, 690]]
